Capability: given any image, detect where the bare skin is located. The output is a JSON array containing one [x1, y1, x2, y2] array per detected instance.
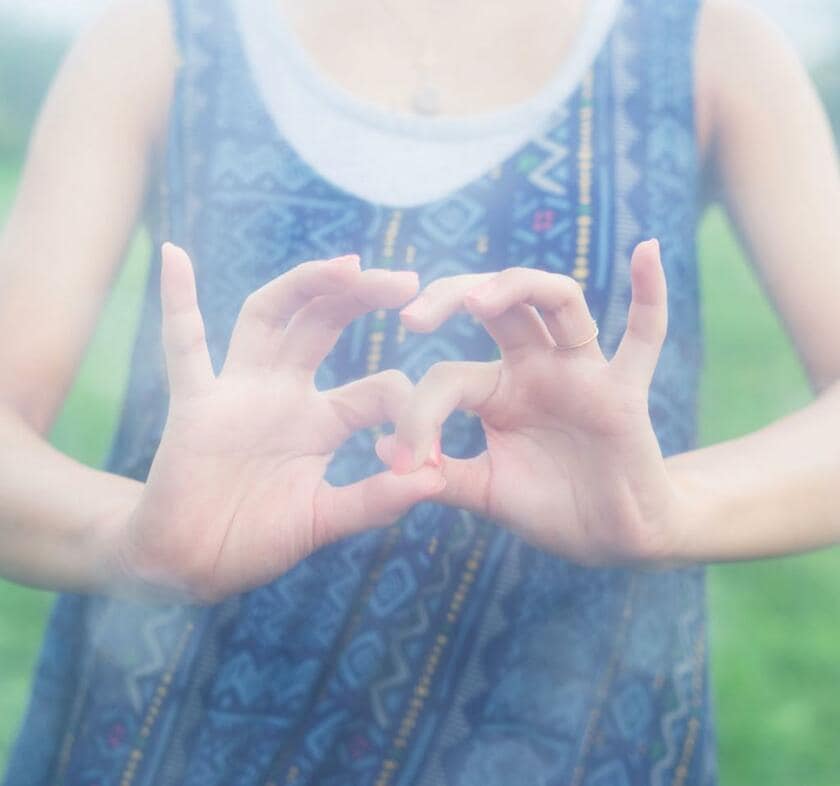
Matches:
[[126, 247, 445, 602], [0, 0, 838, 599], [277, 0, 589, 116]]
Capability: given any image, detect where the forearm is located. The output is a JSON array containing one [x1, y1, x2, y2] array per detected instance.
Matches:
[[0, 404, 143, 592], [666, 380, 840, 563]]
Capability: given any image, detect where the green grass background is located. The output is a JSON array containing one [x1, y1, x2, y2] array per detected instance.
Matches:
[[0, 158, 838, 783]]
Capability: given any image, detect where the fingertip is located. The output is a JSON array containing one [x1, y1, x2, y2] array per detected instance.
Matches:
[[375, 434, 396, 465], [330, 253, 361, 271], [395, 270, 420, 296], [391, 440, 419, 475], [160, 243, 171, 281], [399, 308, 431, 332], [634, 238, 663, 276], [427, 438, 442, 468], [160, 243, 196, 308], [161, 242, 175, 277], [162, 241, 190, 263], [164, 244, 195, 280], [630, 238, 666, 303], [384, 271, 421, 309]]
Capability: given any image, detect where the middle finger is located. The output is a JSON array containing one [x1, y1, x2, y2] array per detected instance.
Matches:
[[277, 269, 419, 372], [400, 273, 554, 356]]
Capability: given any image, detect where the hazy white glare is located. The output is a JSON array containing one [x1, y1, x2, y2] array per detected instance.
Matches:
[[0, 0, 838, 62]]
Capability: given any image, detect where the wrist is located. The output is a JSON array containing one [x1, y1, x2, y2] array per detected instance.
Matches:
[[88, 476, 148, 595], [659, 455, 719, 566], [107, 485, 210, 604]]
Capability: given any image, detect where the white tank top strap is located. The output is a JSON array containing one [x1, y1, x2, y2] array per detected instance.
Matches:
[[233, 0, 623, 207]]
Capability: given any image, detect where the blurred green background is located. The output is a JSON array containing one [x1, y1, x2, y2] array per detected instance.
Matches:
[[0, 12, 839, 785]]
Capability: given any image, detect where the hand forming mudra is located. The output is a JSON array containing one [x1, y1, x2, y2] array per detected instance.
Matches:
[[118, 244, 445, 603], [120, 239, 675, 603], [377, 239, 682, 566]]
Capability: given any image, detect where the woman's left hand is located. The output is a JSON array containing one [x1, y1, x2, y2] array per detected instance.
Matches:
[[376, 240, 685, 566]]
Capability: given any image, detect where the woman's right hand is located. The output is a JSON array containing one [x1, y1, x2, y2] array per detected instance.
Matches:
[[114, 244, 444, 603]]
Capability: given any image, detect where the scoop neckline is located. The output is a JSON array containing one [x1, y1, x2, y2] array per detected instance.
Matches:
[[253, 0, 623, 141]]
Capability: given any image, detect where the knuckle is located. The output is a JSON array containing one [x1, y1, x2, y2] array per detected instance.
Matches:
[[568, 276, 585, 295], [240, 289, 264, 318], [380, 369, 413, 397], [497, 266, 525, 282], [424, 361, 458, 385], [320, 309, 350, 332], [164, 316, 206, 355], [422, 277, 448, 298], [558, 274, 584, 300]]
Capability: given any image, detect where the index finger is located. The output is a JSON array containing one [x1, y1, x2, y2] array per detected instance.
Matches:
[[400, 273, 554, 356], [277, 269, 419, 372], [224, 254, 361, 372]]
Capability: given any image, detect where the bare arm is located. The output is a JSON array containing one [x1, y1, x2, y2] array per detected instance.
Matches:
[[666, 0, 840, 562], [0, 0, 176, 590], [379, 0, 840, 567], [0, 2, 442, 599]]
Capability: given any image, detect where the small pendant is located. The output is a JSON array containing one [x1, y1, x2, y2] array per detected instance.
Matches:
[[412, 83, 441, 115]]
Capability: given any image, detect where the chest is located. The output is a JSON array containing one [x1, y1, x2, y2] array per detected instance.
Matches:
[[275, 0, 588, 115]]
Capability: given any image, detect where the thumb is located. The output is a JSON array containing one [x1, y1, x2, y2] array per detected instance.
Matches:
[[160, 242, 214, 400], [610, 238, 668, 387], [312, 468, 446, 548]]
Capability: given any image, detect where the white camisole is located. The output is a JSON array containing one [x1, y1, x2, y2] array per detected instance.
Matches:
[[233, 0, 622, 208]]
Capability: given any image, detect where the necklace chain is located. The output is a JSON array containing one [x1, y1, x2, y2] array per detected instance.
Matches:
[[359, 1, 564, 117], [370, 0, 445, 114]]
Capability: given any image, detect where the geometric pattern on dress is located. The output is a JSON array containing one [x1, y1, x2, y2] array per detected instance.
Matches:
[[1, 1, 716, 786]]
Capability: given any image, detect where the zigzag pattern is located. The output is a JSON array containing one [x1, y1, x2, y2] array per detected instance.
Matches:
[[526, 106, 572, 196], [651, 610, 702, 786], [370, 601, 430, 727], [3, 2, 713, 785], [126, 607, 185, 713]]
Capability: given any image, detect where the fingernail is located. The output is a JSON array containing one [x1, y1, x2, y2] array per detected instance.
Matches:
[[374, 435, 393, 464], [465, 281, 497, 304], [400, 301, 421, 317], [400, 308, 427, 331], [161, 241, 183, 258], [391, 442, 417, 475], [331, 254, 361, 270], [425, 439, 442, 468]]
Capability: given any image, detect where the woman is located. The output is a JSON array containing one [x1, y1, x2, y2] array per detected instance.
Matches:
[[1, 0, 839, 783]]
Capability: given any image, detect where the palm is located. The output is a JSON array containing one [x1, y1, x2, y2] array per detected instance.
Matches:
[[478, 354, 669, 561], [134, 383, 331, 599], [120, 246, 444, 602]]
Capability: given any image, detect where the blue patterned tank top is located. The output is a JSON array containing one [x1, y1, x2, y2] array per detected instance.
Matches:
[[5, 1, 717, 785]]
